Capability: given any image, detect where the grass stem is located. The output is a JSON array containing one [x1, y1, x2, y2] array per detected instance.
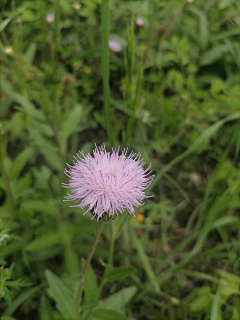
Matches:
[[101, 0, 113, 146]]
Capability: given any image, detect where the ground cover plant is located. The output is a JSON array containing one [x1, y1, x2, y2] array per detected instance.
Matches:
[[1, 0, 240, 319]]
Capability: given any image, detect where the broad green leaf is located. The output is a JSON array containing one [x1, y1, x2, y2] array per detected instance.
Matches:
[[40, 296, 55, 320], [9, 147, 35, 180], [1, 317, 16, 320], [130, 228, 159, 292], [91, 309, 127, 320], [199, 44, 232, 66], [24, 43, 37, 66], [3, 285, 43, 316], [45, 270, 75, 320], [216, 269, 240, 285], [105, 266, 135, 282], [100, 286, 137, 310], [82, 260, 98, 301], [26, 232, 61, 251], [60, 106, 83, 153]]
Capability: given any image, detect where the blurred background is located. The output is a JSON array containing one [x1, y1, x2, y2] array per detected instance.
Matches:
[[1, 0, 240, 319]]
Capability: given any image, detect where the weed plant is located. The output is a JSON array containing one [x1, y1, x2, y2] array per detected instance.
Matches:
[[0, 0, 240, 319]]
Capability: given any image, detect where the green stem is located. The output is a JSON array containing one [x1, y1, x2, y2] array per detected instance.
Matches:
[[97, 220, 114, 297], [101, 0, 113, 146], [76, 221, 104, 320]]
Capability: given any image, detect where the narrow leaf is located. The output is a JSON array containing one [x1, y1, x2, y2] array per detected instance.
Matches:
[[26, 232, 61, 251], [3, 285, 43, 316], [45, 269, 75, 320], [100, 286, 137, 310], [9, 147, 35, 180], [40, 296, 55, 320], [105, 266, 135, 282], [92, 309, 127, 320], [210, 287, 221, 320], [60, 106, 83, 153], [130, 228, 159, 292], [82, 260, 98, 301]]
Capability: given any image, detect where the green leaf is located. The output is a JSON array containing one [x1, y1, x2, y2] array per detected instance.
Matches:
[[26, 232, 61, 251], [40, 296, 55, 320], [91, 309, 127, 320], [112, 213, 129, 240], [105, 266, 135, 282], [0, 18, 12, 33], [210, 287, 221, 320], [24, 43, 37, 66], [9, 147, 35, 180], [149, 112, 240, 191], [1, 317, 16, 320], [100, 286, 137, 310], [1, 79, 45, 120], [45, 270, 76, 320], [3, 285, 43, 316], [82, 260, 98, 301], [60, 106, 83, 154], [21, 200, 59, 216], [130, 228, 159, 292], [199, 44, 232, 66], [210, 216, 240, 230]]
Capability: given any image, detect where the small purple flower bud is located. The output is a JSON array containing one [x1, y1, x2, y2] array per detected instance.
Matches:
[[136, 17, 145, 26], [108, 39, 122, 52], [46, 12, 55, 23]]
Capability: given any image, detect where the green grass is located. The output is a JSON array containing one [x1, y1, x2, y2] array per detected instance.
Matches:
[[1, 0, 240, 319]]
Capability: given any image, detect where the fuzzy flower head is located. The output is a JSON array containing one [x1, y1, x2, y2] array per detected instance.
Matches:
[[62, 145, 154, 221], [108, 39, 122, 52], [46, 12, 55, 23], [136, 17, 145, 26]]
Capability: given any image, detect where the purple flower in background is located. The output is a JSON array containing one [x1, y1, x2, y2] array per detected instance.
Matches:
[[46, 12, 55, 23], [62, 145, 154, 220], [108, 39, 122, 52], [136, 17, 145, 26]]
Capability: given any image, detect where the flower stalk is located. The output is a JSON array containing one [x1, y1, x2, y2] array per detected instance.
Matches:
[[97, 219, 114, 297], [76, 220, 104, 320]]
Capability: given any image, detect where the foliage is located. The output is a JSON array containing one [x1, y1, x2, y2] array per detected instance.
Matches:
[[1, 0, 240, 319]]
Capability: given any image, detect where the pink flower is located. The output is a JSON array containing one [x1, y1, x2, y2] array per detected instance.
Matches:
[[46, 12, 55, 23], [108, 39, 122, 52], [62, 145, 154, 220], [136, 17, 145, 26]]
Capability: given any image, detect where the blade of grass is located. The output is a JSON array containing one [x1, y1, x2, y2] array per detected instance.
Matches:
[[130, 228, 159, 293], [101, 0, 113, 146]]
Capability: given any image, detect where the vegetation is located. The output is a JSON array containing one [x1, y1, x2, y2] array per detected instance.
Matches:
[[1, 0, 240, 319]]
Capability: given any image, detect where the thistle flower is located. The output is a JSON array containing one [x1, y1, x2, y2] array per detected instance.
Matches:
[[136, 17, 145, 26], [108, 39, 122, 52], [46, 12, 55, 23], [62, 145, 154, 221]]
